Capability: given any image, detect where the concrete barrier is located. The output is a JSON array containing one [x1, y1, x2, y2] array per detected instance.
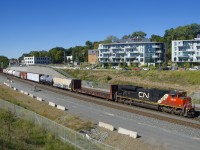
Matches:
[[118, 127, 138, 139], [24, 91, 29, 95], [56, 105, 66, 111], [13, 87, 17, 91], [9, 85, 13, 88], [29, 94, 34, 98], [20, 90, 24, 94], [36, 97, 43, 101], [49, 102, 56, 107], [98, 122, 114, 131]]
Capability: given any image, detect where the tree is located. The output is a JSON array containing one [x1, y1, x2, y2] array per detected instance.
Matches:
[[131, 31, 147, 38], [103, 35, 119, 43], [151, 34, 164, 42], [85, 41, 93, 49], [0, 56, 9, 68], [49, 47, 66, 63]]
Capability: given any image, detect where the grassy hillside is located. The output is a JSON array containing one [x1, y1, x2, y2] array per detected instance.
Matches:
[[63, 69, 200, 94]]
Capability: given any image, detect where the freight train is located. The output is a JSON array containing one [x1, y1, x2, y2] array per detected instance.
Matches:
[[2, 68, 195, 117]]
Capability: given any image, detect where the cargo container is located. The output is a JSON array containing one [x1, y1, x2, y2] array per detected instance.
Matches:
[[27, 72, 42, 82], [53, 77, 81, 90], [13, 70, 20, 78], [20, 72, 27, 79]]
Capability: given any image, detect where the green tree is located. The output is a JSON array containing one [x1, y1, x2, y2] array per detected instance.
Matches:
[[85, 41, 93, 49], [131, 31, 147, 38], [151, 34, 164, 42], [0, 56, 9, 68], [103, 35, 119, 43]]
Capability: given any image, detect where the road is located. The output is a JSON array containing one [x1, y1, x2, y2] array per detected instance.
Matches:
[[0, 74, 200, 150]]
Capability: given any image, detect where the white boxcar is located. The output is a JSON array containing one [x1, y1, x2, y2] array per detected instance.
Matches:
[[27, 72, 41, 82], [13, 70, 20, 77], [53, 77, 72, 90]]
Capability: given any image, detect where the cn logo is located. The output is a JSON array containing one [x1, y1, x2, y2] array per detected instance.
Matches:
[[138, 92, 149, 99]]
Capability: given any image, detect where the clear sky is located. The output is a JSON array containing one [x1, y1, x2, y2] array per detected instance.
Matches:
[[0, 0, 200, 59]]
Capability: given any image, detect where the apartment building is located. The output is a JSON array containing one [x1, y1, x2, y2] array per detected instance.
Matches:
[[98, 40, 167, 66], [172, 35, 200, 63], [24, 56, 51, 65], [88, 50, 98, 64]]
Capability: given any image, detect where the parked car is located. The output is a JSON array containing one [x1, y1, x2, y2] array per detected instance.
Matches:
[[142, 68, 149, 71], [123, 67, 131, 70], [133, 67, 140, 71]]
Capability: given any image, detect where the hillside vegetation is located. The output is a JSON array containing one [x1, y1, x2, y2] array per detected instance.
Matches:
[[0, 109, 75, 150], [63, 69, 200, 94]]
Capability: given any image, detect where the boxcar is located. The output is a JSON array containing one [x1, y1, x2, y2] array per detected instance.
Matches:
[[27, 72, 42, 82]]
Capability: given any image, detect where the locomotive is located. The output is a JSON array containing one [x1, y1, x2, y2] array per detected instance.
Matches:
[[2, 68, 195, 117]]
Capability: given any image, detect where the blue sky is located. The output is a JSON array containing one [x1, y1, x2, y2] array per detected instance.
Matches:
[[0, 0, 200, 59]]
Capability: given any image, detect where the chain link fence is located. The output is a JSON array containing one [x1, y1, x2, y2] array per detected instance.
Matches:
[[0, 99, 118, 150]]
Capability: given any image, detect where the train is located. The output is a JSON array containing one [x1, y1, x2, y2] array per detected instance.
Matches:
[[1, 68, 195, 117]]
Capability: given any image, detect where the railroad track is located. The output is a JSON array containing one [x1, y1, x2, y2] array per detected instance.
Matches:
[[1, 73, 200, 130]]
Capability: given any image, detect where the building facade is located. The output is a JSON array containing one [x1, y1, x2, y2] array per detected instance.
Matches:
[[24, 56, 51, 65], [98, 41, 167, 66], [88, 50, 98, 64], [172, 35, 200, 63]]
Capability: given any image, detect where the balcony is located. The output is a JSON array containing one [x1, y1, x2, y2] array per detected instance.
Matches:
[[133, 60, 139, 63], [156, 60, 162, 63], [156, 50, 162, 53], [152, 55, 159, 58], [152, 45, 161, 48], [186, 49, 195, 52], [178, 54, 189, 58]]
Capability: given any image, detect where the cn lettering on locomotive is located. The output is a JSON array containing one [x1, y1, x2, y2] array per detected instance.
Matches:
[[138, 92, 149, 99]]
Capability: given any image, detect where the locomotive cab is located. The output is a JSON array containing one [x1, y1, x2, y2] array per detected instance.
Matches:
[[161, 90, 195, 117]]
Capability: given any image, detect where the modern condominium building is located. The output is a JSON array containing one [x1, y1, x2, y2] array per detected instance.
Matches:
[[172, 35, 200, 63], [98, 40, 167, 66]]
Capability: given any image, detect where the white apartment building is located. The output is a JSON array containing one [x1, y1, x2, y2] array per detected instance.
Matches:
[[24, 56, 51, 65], [98, 41, 167, 66], [172, 35, 200, 63]]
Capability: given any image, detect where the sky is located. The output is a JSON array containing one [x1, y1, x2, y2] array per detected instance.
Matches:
[[0, 0, 200, 59]]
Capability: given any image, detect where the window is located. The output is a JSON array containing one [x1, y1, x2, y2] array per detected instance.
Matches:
[[174, 42, 177, 46]]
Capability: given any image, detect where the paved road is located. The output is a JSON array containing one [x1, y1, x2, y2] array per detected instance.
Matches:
[[0, 74, 200, 150]]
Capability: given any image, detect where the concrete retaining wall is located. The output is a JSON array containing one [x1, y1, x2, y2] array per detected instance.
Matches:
[[36, 97, 43, 101], [49, 102, 56, 107], [56, 105, 66, 111], [24, 91, 29, 95], [20, 90, 24, 94], [118, 127, 138, 139], [98, 122, 114, 131], [29, 94, 34, 98]]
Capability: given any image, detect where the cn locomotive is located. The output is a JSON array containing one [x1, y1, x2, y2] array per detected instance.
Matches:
[[2, 68, 195, 117]]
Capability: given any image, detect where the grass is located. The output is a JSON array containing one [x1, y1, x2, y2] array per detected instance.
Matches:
[[0, 109, 75, 150], [0, 84, 94, 131]]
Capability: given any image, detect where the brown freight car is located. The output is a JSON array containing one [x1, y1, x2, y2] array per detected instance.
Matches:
[[20, 71, 27, 79]]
